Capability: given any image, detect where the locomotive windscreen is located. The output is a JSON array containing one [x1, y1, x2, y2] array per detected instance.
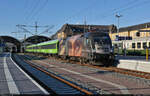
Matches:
[[93, 36, 111, 45], [90, 33, 112, 50]]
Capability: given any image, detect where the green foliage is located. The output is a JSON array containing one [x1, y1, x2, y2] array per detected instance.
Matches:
[[114, 48, 148, 56]]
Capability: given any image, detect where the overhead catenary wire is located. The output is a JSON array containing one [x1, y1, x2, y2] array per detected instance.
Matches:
[[23, 0, 29, 19], [64, 0, 98, 23], [24, 0, 41, 24], [21, 0, 150, 39], [52, 0, 140, 35], [97, 0, 150, 23], [94, 0, 143, 21], [51, 0, 99, 37], [114, 0, 150, 27], [117, 0, 150, 13], [24, 0, 49, 24], [32, 0, 49, 22], [63, 0, 138, 24], [20, 0, 51, 39]]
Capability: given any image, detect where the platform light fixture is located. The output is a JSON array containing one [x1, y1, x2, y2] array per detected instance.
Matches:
[[115, 13, 122, 55]]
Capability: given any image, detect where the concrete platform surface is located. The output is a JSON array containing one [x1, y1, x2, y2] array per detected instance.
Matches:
[[0, 52, 48, 94], [116, 55, 150, 73]]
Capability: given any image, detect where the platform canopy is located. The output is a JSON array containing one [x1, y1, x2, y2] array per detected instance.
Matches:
[[0, 36, 21, 52], [22, 35, 51, 44]]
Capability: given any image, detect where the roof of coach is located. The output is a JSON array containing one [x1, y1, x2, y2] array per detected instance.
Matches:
[[37, 39, 60, 46], [26, 44, 37, 48], [26, 39, 60, 48]]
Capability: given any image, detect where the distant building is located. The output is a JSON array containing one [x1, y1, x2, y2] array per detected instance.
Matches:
[[111, 22, 150, 41], [51, 23, 117, 39], [111, 22, 150, 55]]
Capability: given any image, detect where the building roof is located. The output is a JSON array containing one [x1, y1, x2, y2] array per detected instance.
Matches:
[[119, 22, 150, 32], [51, 24, 117, 39], [0, 36, 21, 46], [0, 36, 21, 52]]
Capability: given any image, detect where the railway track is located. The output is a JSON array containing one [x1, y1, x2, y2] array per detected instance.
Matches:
[[26, 53, 150, 80], [53, 56, 150, 80], [12, 53, 94, 95], [18, 53, 150, 94], [98, 67, 150, 79], [75, 61, 150, 80]]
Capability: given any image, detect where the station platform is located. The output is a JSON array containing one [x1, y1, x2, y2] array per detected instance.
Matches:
[[116, 55, 150, 73], [0, 52, 48, 94], [116, 55, 149, 61]]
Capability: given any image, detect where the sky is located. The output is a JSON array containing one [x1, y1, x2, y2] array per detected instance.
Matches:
[[0, 0, 150, 40]]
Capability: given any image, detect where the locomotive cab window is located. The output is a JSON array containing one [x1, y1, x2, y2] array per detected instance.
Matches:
[[86, 38, 90, 44], [93, 36, 110, 45], [87, 38, 92, 48], [93, 38, 102, 45]]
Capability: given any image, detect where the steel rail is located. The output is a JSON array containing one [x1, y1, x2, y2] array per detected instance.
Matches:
[[24, 53, 150, 80], [19, 55, 93, 95]]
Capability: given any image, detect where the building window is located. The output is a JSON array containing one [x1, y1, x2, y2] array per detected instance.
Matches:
[[137, 42, 141, 48], [114, 44, 118, 48], [143, 42, 147, 48], [132, 43, 135, 48]]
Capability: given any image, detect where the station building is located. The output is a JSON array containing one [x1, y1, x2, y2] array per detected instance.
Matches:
[[51, 23, 117, 39], [110, 22, 150, 55], [110, 22, 150, 41], [0, 35, 51, 53]]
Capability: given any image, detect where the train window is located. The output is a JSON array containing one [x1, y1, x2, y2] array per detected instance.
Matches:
[[86, 38, 91, 47], [93, 38, 99, 43], [132, 43, 135, 48], [137, 42, 141, 48], [143, 42, 147, 48], [41, 44, 56, 49], [86, 38, 89, 44]]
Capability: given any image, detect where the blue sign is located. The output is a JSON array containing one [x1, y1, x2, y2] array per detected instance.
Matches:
[[0, 44, 5, 47], [115, 36, 132, 41]]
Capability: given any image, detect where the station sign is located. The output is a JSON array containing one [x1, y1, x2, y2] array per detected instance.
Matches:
[[0, 44, 5, 47], [115, 35, 132, 41]]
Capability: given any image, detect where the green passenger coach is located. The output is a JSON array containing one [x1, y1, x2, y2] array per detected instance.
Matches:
[[25, 39, 59, 54]]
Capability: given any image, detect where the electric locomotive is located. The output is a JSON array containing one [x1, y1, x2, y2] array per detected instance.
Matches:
[[59, 31, 114, 66]]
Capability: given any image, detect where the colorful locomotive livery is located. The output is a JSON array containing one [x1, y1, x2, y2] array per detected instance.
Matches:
[[25, 31, 114, 66]]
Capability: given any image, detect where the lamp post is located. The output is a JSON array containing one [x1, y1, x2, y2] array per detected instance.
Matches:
[[115, 13, 122, 55]]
